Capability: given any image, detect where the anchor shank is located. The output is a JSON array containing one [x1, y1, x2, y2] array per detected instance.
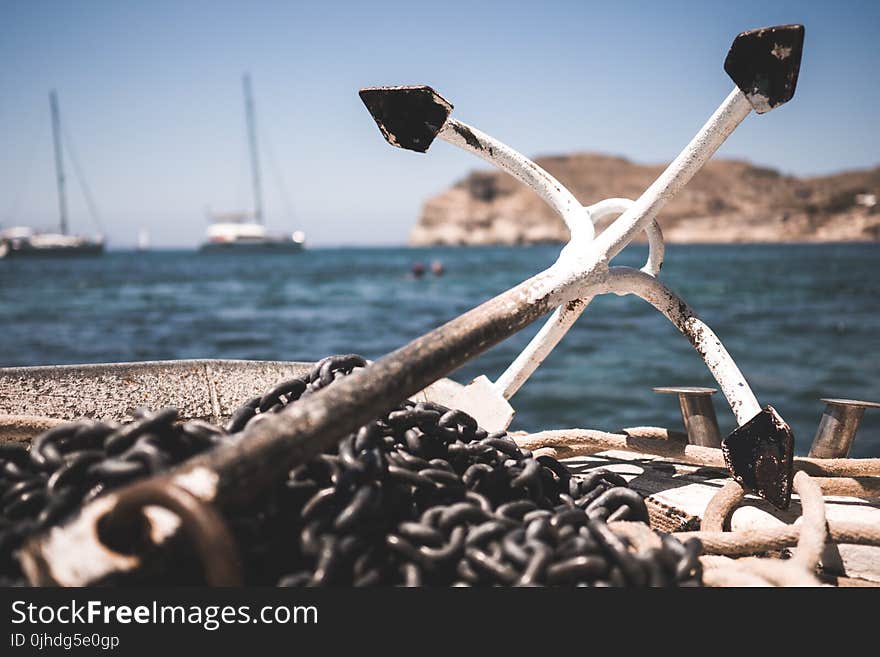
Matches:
[[51, 262, 584, 526]]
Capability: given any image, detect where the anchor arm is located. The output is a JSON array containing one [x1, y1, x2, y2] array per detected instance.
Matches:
[[600, 266, 794, 508], [437, 117, 593, 241], [360, 85, 594, 241], [601, 266, 761, 424], [594, 24, 804, 260]]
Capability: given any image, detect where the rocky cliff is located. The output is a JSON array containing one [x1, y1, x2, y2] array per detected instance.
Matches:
[[410, 153, 880, 245]]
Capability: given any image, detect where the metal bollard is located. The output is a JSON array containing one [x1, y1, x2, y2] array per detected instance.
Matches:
[[807, 398, 880, 458], [653, 387, 722, 448]]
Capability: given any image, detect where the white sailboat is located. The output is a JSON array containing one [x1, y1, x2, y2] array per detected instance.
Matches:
[[0, 91, 104, 259], [200, 74, 304, 253], [137, 228, 150, 251]]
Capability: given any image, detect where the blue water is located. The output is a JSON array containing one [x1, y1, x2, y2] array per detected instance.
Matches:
[[1, 244, 878, 457]]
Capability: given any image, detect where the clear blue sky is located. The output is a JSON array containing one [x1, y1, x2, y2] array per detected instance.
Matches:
[[1, 0, 878, 247]]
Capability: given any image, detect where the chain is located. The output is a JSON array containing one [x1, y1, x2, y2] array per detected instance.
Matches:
[[0, 354, 702, 586], [0, 408, 231, 584]]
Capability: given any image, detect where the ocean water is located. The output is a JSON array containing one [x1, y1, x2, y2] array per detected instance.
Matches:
[[1, 243, 878, 457]]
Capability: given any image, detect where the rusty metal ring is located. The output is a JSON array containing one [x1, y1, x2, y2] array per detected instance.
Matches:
[[99, 478, 242, 585]]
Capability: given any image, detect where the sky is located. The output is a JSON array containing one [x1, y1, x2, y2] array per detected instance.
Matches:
[[1, 0, 878, 248]]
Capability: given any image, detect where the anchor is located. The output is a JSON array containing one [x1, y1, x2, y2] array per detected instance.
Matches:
[[20, 25, 804, 585], [361, 25, 803, 508]]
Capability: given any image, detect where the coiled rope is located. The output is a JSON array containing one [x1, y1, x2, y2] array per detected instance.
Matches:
[[517, 429, 880, 586]]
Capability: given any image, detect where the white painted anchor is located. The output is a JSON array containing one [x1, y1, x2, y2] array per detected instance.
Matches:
[[364, 25, 804, 438]]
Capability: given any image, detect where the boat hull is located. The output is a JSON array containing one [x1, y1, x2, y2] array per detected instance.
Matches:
[[0, 241, 105, 259], [199, 240, 304, 254]]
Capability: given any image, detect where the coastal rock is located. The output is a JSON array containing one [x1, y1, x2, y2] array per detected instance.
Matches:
[[410, 153, 880, 245]]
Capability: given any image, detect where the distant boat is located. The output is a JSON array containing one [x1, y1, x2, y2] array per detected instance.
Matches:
[[200, 74, 304, 254], [137, 228, 150, 251], [0, 91, 104, 259]]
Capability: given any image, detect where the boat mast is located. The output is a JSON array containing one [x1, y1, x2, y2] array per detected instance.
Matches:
[[243, 74, 264, 225], [49, 91, 69, 235]]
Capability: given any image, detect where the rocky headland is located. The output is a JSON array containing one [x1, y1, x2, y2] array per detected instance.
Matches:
[[410, 153, 880, 245]]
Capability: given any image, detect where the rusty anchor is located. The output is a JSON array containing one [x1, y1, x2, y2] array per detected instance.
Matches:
[[20, 25, 804, 586]]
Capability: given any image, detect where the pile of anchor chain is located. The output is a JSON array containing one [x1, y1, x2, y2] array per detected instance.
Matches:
[[0, 354, 702, 586], [0, 408, 232, 584]]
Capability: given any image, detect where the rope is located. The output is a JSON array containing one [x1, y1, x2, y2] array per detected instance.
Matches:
[[515, 429, 880, 485], [680, 472, 826, 586], [261, 125, 297, 225], [522, 434, 880, 504], [812, 476, 880, 498], [699, 555, 820, 587], [679, 472, 880, 586], [790, 471, 827, 570], [677, 520, 880, 556], [60, 122, 105, 234], [701, 480, 744, 532], [609, 513, 826, 587], [699, 556, 771, 586], [608, 520, 663, 551], [702, 473, 827, 567], [795, 457, 880, 477], [515, 429, 880, 586], [516, 428, 880, 477], [516, 428, 727, 466]]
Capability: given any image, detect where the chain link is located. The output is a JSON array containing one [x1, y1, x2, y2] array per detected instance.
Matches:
[[0, 354, 701, 586]]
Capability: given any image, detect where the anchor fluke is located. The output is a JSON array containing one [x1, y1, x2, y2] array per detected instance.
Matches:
[[724, 24, 805, 114], [359, 85, 453, 152], [722, 406, 795, 509]]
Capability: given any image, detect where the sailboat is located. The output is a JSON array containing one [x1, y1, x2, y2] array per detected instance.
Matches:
[[0, 91, 104, 259], [200, 74, 304, 253], [137, 228, 150, 251]]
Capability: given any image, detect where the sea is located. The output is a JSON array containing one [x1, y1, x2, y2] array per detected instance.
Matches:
[[1, 243, 878, 457]]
